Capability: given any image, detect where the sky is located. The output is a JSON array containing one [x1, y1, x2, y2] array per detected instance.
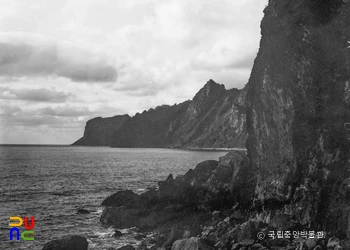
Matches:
[[0, 0, 268, 144]]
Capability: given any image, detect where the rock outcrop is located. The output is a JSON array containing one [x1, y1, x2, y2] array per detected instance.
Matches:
[[246, 0, 350, 238], [100, 152, 253, 230], [73, 79, 247, 149], [42, 235, 88, 250], [73, 115, 130, 146]]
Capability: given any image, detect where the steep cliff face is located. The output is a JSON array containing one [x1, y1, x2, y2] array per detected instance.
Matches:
[[164, 80, 247, 148], [73, 115, 130, 146], [246, 0, 350, 236], [74, 79, 247, 149]]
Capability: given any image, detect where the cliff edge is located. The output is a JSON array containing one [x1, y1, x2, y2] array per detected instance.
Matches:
[[246, 0, 350, 236], [73, 79, 247, 149]]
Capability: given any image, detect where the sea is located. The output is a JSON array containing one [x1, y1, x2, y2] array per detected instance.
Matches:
[[0, 145, 228, 250]]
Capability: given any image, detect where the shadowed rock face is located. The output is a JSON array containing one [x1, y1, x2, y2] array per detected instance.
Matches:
[[246, 0, 350, 236], [100, 152, 254, 230], [42, 235, 88, 250], [73, 115, 130, 146], [73, 79, 247, 149]]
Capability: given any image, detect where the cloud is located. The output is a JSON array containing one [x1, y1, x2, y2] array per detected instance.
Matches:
[[0, 42, 117, 82], [0, 86, 71, 103], [39, 106, 93, 117], [190, 34, 259, 71], [0, 0, 268, 144], [0, 104, 22, 116]]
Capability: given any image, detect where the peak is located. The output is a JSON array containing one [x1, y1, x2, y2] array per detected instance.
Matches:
[[192, 80, 226, 102], [203, 79, 226, 90], [155, 104, 170, 110], [200, 79, 226, 95]]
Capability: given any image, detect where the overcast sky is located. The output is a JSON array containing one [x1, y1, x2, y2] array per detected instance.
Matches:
[[0, 0, 267, 144]]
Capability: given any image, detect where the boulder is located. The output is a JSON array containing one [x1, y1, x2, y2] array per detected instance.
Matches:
[[139, 189, 158, 205], [171, 237, 214, 250], [204, 151, 254, 208], [305, 238, 317, 250], [77, 208, 90, 214], [269, 214, 293, 231], [192, 160, 218, 185], [42, 235, 88, 250], [134, 234, 147, 240], [158, 174, 177, 199], [136, 242, 149, 250], [113, 230, 123, 237], [100, 207, 143, 228], [236, 220, 256, 243], [327, 237, 340, 248], [102, 190, 140, 207], [183, 169, 197, 185]]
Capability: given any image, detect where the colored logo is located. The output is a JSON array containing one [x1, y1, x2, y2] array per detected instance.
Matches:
[[9, 216, 35, 241]]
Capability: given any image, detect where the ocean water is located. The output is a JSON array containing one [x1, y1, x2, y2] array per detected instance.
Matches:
[[0, 146, 227, 250]]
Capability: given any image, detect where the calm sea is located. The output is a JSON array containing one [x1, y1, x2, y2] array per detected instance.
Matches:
[[0, 146, 227, 250]]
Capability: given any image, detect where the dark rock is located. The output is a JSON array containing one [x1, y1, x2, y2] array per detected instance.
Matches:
[[236, 220, 256, 243], [100, 207, 143, 228], [183, 169, 196, 184], [139, 190, 158, 205], [113, 230, 123, 237], [340, 239, 350, 249], [77, 208, 90, 214], [250, 243, 266, 250], [117, 245, 135, 250], [162, 227, 183, 248], [206, 151, 255, 209], [171, 237, 214, 250], [192, 160, 218, 185], [231, 210, 245, 221], [42, 235, 88, 250], [136, 242, 148, 250], [295, 242, 308, 250], [134, 234, 147, 240], [269, 214, 293, 231], [144, 237, 156, 245], [267, 238, 289, 247], [305, 238, 317, 249], [327, 237, 340, 248], [158, 174, 177, 199], [239, 239, 255, 246], [212, 211, 220, 219], [231, 243, 242, 250], [102, 190, 140, 207]]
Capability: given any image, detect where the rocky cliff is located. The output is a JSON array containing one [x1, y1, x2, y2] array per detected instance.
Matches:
[[73, 115, 130, 146], [73, 79, 247, 148], [246, 0, 350, 237]]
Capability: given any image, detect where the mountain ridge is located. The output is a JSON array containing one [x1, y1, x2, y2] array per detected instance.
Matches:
[[72, 79, 247, 148]]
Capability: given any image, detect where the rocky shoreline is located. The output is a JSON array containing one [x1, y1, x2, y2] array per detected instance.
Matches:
[[42, 151, 350, 250]]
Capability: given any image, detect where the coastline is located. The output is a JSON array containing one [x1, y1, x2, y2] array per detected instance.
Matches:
[[185, 147, 247, 152]]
